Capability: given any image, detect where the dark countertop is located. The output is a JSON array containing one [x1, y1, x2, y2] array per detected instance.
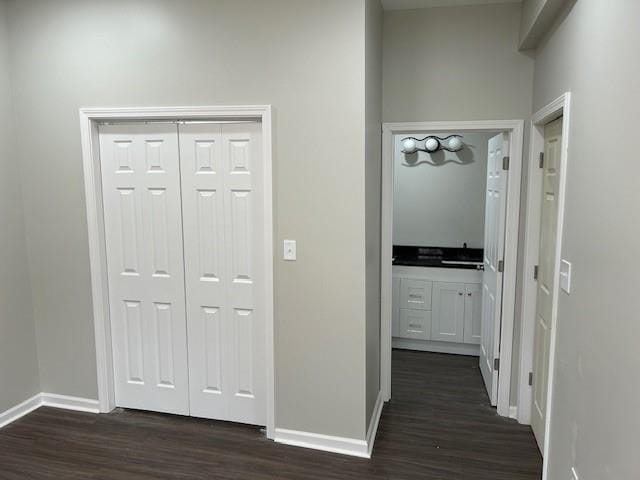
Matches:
[[393, 246, 484, 270]]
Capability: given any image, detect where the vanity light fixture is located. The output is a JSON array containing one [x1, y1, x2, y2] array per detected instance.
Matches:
[[400, 134, 464, 154]]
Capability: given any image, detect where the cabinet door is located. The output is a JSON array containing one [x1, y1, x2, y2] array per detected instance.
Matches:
[[399, 309, 431, 340], [463, 283, 482, 344], [431, 282, 465, 343], [400, 279, 432, 310], [392, 277, 401, 337]]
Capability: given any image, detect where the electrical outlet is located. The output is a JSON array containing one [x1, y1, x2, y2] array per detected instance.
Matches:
[[570, 467, 579, 480]]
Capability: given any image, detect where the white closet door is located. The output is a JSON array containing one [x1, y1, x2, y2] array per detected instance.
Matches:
[[531, 117, 563, 451], [99, 124, 189, 415], [179, 122, 266, 425], [479, 132, 509, 406]]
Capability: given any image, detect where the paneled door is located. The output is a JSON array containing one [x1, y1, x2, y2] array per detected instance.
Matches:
[[99, 124, 189, 415], [479, 133, 509, 406], [531, 117, 563, 451], [431, 282, 465, 343], [179, 122, 266, 425], [463, 283, 482, 345]]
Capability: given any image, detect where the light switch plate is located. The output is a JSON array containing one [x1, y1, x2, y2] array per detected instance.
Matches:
[[560, 259, 572, 294], [283, 239, 296, 261]]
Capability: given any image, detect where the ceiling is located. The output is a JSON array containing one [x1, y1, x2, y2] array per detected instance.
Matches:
[[381, 0, 521, 10]]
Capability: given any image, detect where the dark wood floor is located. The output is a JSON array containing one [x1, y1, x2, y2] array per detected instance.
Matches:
[[0, 350, 542, 479]]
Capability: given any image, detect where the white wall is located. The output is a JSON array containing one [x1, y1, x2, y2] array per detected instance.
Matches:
[[0, 0, 40, 412], [364, 0, 383, 427], [393, 131, 492, 248], [533, 1, 640, 478], [6, 0, 371, 440], [383, 2, 534, 405]]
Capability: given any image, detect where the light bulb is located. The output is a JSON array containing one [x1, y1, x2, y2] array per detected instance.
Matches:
[[425, 137, 439, 152], [448, 136, 463, 151], [402, 138, 418, 154]]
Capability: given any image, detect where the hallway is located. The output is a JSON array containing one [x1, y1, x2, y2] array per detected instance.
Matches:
[[0, 350, 541, 479]]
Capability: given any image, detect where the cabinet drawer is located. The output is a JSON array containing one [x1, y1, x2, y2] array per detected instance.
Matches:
[[399, 309, 432, 341], [400, 279, 432, 310]]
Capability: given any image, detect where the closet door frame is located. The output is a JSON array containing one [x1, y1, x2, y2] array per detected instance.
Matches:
[[79, 105, 275, 438]]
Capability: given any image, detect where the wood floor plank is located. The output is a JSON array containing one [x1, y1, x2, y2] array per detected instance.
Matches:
[[0, 350, 542, 479]]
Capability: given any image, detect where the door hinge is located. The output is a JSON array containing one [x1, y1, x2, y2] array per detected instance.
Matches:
[[533, 265, 539, 280], [528, 371, 534, 386], [494, 358, 500, 371], [498, 260, 504, 272], [502, 156, 510, 170], [539, 152, 544, 168]]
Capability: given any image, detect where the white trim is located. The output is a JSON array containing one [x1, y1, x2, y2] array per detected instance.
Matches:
[[0, 393, 100, 429], [274, 391, 384, 459], [509, 406, 518, 420], [79, 105, 276, 438], [0, 394, 42, 428], [274, 428, 370, 458], [40, 393, 100, 413], [381, 120, 524, 419], [516, 93, 571, 480], [366, 391, 384, 457]]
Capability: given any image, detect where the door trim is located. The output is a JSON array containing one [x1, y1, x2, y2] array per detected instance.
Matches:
[[380, 120, 524, 418], [79, 105, 275, 438], [517, 93, 571, 476]]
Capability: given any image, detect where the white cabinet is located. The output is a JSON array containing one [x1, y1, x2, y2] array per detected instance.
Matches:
[[392, 266, 482, 355], [431, 282, 465, 343], [399, 309, 431, 340], [463, 283, 482, 344], [399, 279, 432, 310]]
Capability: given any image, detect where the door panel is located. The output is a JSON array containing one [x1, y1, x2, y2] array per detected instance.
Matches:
[[179, 122, 266, 425], [479, 133, 509, 406], [464, 283, 482, 344], [431, 282, 465, 343], [392, 277, 401, 337], [99, 124, 189, 415], [531, 117, 563, 451]]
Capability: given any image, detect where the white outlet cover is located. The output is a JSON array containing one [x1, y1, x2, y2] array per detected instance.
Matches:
[[560, 259, 572, 294], [283, 239, 296, 261]]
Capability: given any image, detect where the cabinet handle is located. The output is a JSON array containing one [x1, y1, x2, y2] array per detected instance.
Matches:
[[458, 292, 463, 296], [467, 292, 472, 296]]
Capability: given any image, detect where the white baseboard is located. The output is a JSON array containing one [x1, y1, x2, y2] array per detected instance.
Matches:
[[366, 390, 384, 457], [274, 391, 385, 459], [509, 405, 518, 419], [0, 392, 100, 429], [0, 393, 42, 429], [40, 393, 100, 413], [274, 428, 370, 458]]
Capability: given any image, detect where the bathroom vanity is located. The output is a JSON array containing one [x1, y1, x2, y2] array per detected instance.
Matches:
[[392, 247, 483, 356]]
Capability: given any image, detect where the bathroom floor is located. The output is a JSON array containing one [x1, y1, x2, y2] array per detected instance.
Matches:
[[0, 350, 542, 479]]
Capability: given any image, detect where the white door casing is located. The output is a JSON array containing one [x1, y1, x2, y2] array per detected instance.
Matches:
[[99, 123, 189, 415], [179, 122, 266, 425], [479, 132, 509, 406], [531, 117, 562, 450]]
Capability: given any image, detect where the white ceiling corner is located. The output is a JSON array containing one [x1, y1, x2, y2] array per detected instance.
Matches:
[[381, 0, 522, 11]]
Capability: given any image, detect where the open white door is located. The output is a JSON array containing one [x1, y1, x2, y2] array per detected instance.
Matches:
[[531, 117, 563, 451], [479, 132, 509, 406]]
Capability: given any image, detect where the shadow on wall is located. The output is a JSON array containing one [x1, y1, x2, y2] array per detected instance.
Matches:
[[402, 142, 475, 167]]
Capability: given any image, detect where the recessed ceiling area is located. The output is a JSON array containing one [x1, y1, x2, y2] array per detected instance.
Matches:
[[382, 0, 521, 11]]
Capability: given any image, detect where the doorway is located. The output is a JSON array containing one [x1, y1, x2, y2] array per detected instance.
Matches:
[[80, 106, 275, 437], [518, 93, 572, 479], [381, 120, 525, 418]]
